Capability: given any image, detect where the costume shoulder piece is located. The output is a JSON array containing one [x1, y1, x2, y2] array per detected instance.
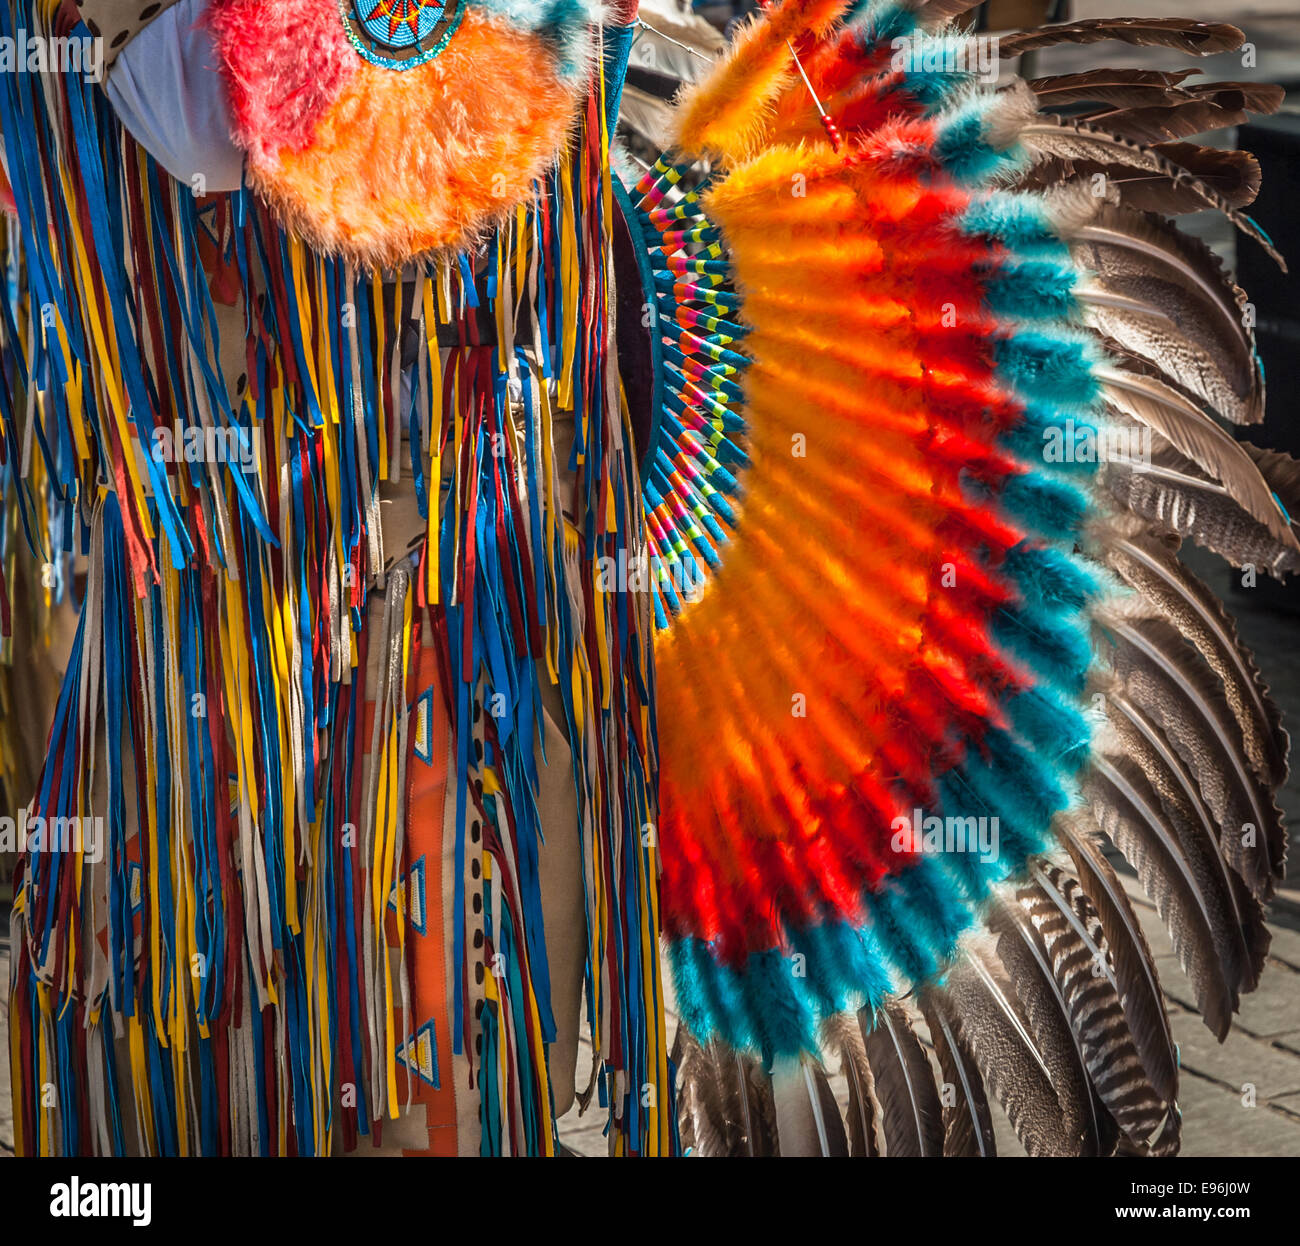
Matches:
[[207, 0, 602, 263]]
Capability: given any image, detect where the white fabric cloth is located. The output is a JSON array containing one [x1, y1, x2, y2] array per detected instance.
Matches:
[[103, 0, 244, 193]]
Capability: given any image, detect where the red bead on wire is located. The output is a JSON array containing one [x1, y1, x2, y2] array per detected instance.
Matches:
[[820, 114, 842, 153]]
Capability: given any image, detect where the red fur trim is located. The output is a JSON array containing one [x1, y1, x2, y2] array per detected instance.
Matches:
[[208, 0, 358, 163]]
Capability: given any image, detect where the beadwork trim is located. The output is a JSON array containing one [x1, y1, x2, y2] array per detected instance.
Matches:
[[338, 0, 465, 70]]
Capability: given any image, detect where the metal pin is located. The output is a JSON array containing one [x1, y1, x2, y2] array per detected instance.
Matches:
[[785, 37, 842, 152]]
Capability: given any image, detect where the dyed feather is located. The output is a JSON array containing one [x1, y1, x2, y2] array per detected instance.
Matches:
[[636, 0, 1290, 1161], [210, 0, 598, 265]]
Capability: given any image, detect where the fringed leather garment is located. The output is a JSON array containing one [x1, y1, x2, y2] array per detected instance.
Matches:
[[2, 0, 669, 1155]]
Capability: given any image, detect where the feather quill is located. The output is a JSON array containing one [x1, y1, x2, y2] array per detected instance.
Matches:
[[1104, 612, 1285, 915], [1056, 816, 1180, 1113], [1103, 528, 1289, 799], [998, 19, 1244, 59], [1017, 119, 1280, 262], [917, 990, 996, 1156], [1103, 436, 1300, 576], [1016, 862, 1178, 1152], [859, 999, 944, 1157]]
